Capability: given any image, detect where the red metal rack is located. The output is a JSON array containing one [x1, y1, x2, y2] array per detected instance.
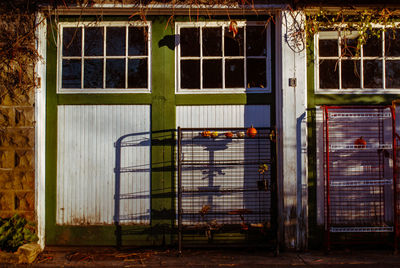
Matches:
[[323, 106, 398, 250]]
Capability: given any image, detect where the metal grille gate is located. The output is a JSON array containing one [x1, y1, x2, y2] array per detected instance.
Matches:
[[323, 106, 398, 250], [177, 127, 278, 252]]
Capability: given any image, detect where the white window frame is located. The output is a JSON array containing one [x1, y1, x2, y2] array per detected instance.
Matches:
[[315, 25, 400, 94], [57, 21, 152, 94], [175, 21, 271, 94]]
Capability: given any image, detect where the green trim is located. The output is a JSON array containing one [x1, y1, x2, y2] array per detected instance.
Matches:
[[150, 16, 176, 246], [45, 18, 59, 245], [50, 225, 161, 246], [176, 93, 273, 105], [313, 94, 400, 106], [57, 94, 152, 105]]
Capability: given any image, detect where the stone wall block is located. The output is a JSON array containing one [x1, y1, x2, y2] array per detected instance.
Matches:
[[15, 191, 34, 211], [0, 93, 14, 106], [0, 150, 14, 168], [0, 131, 12, 147], [14, 150, 33, 169], [0, 108, 14, 127], [13, 170, 34, 190], [15, 107, 34, 127], [16, 211, 34, 222], [0, 171, 13, 190], [0, 191, 14, 210], [9, 129, 34, 148]]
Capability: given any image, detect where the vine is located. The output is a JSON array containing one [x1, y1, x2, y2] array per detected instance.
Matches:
[[305, 8, 399, 56]]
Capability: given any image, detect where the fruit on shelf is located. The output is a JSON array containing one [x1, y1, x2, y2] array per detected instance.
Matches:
[[354, 136, 367, 148], [258, 163, 269, 174], [211, 131, 219, 138], [201, 130, 211, 137], [269, 129, 276, 142], [236, 131, 245, 138], [224, 131, 233, 138], [246, 125, 257, 138]]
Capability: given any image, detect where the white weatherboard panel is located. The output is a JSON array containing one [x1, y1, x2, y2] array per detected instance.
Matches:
[[176, 105, 270, 128], [57, 105, 151, 225], [176, 105, 270, 225]]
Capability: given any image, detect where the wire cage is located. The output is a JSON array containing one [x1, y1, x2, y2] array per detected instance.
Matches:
[[323, 106, 398, 250], [177, 127, 278, 252]]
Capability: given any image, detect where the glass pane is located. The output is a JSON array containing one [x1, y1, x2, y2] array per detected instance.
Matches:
[[203, 60, 222, 88], [319, 60, 338, 89], [62, 59, 81, 88], [225, 59, 244, 88], [180, 28, 200, 57], [84, 27, 104, 56], [247, 58, 266, 88], [128, 59, 147, 88], [319, 39, 337, 57], [386, 60, 400, 88], [342, 60, 360, 88], [129, 27, 148, 56], [181, 60, 200, 89], [385, 29, 400, 57], [202, 27, 222, 56], [363, 60, 382, 88], [341, 36, 358, 57], [63, 27, 81, 57], [106, 59, 125, 88], [225, 27, 244, 56], [107, 27, 125, 56], [246, 26, 266, 56], [363, 32, 382, 57], [84, 59, 103, 88]]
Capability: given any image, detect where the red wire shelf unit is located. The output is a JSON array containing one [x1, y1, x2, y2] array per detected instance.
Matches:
[[323, 105, 399, 250]]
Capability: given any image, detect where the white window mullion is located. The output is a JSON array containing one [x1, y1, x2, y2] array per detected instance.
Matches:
[[338, 36, 342, 90], [103, 26, 106, 89], [200, 26, 203, 90], [360, 43, 364, 89], [267, 24, 271, 90], [222, 25, 225, 89], [147, 25, 151, 92], [81, 26, 85, 89], [383, 30, 386, 90], [244, 25, 247, 89], [125, 25, 128, 89]]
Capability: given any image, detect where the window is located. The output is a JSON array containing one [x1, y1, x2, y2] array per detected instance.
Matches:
[[176, 21, 271, 93], [58, 21, 151, 93], [316, 28, 400, 93]]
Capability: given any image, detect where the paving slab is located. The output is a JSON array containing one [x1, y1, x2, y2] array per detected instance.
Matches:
[[1, 247, 400, 267]]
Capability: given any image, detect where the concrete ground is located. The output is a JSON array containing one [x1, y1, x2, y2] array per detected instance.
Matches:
[[2, 246, 400, 267]]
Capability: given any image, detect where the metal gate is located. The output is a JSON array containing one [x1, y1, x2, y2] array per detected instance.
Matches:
[[323, 106, 398, 250], [177, 127, 278, 252]]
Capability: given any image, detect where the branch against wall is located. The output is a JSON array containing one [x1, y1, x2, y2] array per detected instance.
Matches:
[[305, 8, 398, 55]]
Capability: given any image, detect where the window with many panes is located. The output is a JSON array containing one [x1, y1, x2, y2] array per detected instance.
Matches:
[[316, 28, 400, 92], [58, 22, 151, 93], [176, 21, 271, 93]]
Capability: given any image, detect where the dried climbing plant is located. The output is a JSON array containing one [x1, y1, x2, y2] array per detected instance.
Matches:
[[305, 8, 399, 56]]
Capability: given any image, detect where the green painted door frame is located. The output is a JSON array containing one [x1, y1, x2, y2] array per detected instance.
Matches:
[[45, 15, 274, 246]]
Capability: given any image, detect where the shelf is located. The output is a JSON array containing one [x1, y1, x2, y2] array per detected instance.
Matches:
[[328, 112, 392, 119], [182, 186, 269, 193], [330, 226, 394, 233], [329, 144, 392, 150], [180, 160, 269, 165], [330, 179, 393, 187]]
